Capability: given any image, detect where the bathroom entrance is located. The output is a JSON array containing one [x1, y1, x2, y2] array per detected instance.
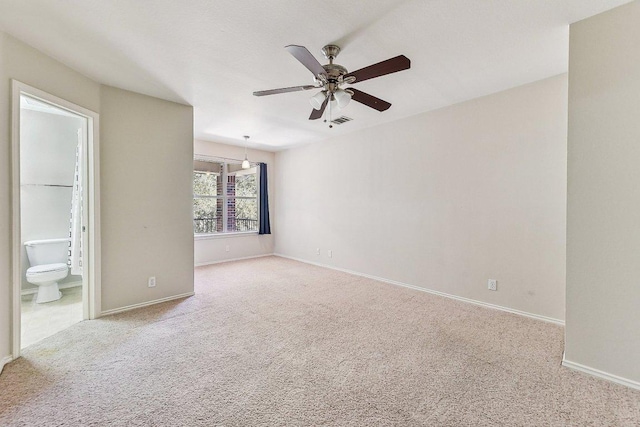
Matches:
[[11, 81, 100, 356]]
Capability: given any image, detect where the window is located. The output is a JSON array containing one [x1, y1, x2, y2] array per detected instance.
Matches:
[[193, 157, 259, 235]]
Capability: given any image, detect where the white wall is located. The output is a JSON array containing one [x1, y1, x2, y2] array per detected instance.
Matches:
[[275, 74, 568, 322], [20, 108, 84, 290], [100, 86, 194, 311], [193, 139, 275, 265], [566, 1, 640, 385]]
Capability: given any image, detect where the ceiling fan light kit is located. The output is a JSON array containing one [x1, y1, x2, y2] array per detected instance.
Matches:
[[253, 44, 410, 126], [310, 91, 327, 110], [334, 88, 352, 108]]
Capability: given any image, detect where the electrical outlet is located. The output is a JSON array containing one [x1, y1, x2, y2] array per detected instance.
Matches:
[[488, 279, 497, 291], [225, 245, 230, 252], [328, 249, 332, 258], [316, 248, 320, 255], [148, 276, 156, 288]]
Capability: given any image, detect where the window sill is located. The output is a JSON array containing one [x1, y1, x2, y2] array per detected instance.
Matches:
[[194, 231, 259, 241]]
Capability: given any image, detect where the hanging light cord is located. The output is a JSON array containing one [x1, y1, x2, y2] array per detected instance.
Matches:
[[242, 135, 251, 169]]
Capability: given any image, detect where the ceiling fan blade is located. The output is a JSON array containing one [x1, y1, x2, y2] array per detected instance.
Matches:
[[309, 96, 328, 120], [345, 55, 410, 84], [253, 85, 317, 96], [350, 88, 391, 111], [285, 45, 327, 77]]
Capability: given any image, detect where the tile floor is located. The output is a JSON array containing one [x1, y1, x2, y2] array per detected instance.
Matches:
[[21, 285, 83, 349]]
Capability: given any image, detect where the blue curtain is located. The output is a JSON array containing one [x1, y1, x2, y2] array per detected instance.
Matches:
[[259, 163, 271, 234]]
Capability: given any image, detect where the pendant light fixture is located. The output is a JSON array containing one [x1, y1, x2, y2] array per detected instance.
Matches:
[[242, 135, 251, 169]]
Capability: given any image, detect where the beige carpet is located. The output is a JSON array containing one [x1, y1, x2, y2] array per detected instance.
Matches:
[[1, 256, 639, 426]]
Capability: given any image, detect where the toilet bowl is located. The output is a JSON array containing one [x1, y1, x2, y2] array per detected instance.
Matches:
[[24, 238, 70, 304], [26, 263, 68, 303]]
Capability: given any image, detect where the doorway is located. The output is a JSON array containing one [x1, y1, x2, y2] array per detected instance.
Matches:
[[11, 81, 101, 357]]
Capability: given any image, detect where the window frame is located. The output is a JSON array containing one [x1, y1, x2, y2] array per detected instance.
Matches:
[[193, 155, 259, 239]]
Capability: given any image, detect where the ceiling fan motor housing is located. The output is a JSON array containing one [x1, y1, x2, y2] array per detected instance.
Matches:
[[320, 45, 348, 92], [322, 63, 348, 92], [322, 63, 348, 78]]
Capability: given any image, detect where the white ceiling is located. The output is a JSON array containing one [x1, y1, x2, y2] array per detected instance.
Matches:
[[0, 0, 631, 151]]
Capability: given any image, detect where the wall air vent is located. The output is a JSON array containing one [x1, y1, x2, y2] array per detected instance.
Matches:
[[330, 116, 353, 125]]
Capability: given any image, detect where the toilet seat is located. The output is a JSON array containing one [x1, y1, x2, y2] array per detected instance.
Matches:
[[26, 263, 68, 277]]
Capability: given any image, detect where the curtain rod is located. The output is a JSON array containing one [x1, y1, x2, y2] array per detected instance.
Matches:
[[194, 154, 262, 165], [22, 183, 73, 188]]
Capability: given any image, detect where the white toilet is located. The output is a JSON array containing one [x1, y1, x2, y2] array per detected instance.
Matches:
[[24, 238, 70, 303]]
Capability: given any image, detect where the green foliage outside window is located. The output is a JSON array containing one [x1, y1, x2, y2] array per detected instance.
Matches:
[[193, 163, 258, 233], [193, 172, 217, 222]]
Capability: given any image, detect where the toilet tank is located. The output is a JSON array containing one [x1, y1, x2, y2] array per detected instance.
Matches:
[[24, 238, 70, 266]]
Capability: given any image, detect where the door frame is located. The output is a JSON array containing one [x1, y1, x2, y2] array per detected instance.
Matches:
[[10, 80, 101, 358]]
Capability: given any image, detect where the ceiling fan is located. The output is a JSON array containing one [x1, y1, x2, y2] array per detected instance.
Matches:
[[253, 44, 410, 124]]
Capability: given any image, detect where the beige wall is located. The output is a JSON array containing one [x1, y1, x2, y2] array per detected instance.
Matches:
[[0, 32, 195, 365], [566, 1, 640, 384], [275, 74, 568, 322], [0, 32, 101, 363], [0, 32, 8, 366], [193, 139, 275, 265], [100, 86, 194, 311]]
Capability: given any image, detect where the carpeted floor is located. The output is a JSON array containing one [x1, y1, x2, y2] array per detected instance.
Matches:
[[1, 256, 639, 426]]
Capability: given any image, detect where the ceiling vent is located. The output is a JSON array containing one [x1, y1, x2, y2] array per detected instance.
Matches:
[[330, 116, 353, 125]]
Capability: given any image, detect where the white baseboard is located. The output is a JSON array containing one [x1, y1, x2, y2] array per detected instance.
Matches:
[[562, 357, 640, 391], [275, 254, 565, 326], [21, 281, 82, 296], [100, 292, 195, 317], [195, 253, 274, 267], [0, 355, 12, 375]]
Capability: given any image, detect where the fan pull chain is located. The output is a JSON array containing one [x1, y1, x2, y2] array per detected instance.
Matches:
[[323, 94, 328, 124]]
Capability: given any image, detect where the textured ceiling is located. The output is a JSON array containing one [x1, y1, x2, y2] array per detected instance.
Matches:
[[0, 0, 631, 150]]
